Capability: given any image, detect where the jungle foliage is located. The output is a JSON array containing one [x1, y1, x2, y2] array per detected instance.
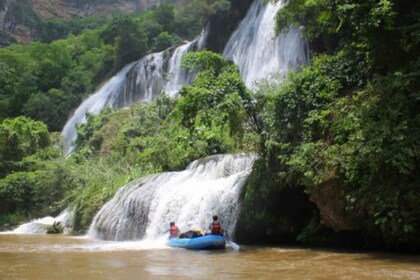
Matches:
[[0, 0, 228, 132], [67, 52, 258, 230], [0, 0, 419, 252], [0, 50, 258, 231], [246, 0, 420, 250], [0, 0, 232, 230], [0, 116, 65, 225]]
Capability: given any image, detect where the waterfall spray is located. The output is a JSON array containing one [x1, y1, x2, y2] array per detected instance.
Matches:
[[88, 154, 256, 241]]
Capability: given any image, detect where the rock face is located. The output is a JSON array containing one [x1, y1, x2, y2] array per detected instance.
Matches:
[[0, 0, 32, 46], [307, 178, 360, 231], [0, 0, 173, 46], [32, 0, 164, 19], [235, 186, 314, 244], [205, 0, 254, 53]]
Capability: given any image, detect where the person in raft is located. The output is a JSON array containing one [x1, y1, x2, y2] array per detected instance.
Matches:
[[179, 229, 203, 239], [209, 215, 224, 235], [169, 221, 180, 239]]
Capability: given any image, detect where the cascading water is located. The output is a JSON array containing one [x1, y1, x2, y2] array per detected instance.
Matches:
[[164, 41, 195, 96], [164, 29, 208, 95], [61, 62, 136, 154], [58, 0, 310, 240], [61, 0, 308, 153], [223, 0, 309, 88], [4, 209, 73, 234], [88, 153, 256, 241], [61, 32, 207, 154], [113, 51, 168, 107]]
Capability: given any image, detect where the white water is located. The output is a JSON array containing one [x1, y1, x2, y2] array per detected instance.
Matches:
[[88, 153, 256, 241], [61, 33, 207, 154], [164, 41, 194, 95], [223, 0, 309, 88], [61, 62, 136, 154], [117, 51, 167, 106], [165, 29, 208, 95], [2, 209, 73, 234], [61, 0, 309, 153]]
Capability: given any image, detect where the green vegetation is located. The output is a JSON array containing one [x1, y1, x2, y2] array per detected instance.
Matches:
[[0, 0, 418, 252], [243, 0, 419, 250], [174, 0, 230, 38], [0, 116, 66, 225], [0, 34, 110, 131], [38, 17, 109, 43], [0, 1, 221, 132], [0, 0, 233, 230], [68, 52, 258, 230], [0, 50, 258, 231]]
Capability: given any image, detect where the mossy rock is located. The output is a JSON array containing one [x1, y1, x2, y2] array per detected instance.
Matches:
[[46, 222, 64, 234]]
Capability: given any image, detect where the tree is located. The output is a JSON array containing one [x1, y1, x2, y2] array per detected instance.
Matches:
[[253, 0, 420, 250], [0, 116, 51, 173], [273, 0, 419, 71], [101, 16, 149, 69], [0, 47, 36, 118], [171, 51, 257, 154], [152, 32, 178, 52], [174, 0, 230, 38], [153, 4, 176, 33], [29, 41, 72, 92]]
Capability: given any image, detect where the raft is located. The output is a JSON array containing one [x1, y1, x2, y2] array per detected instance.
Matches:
[[167, 234, 226, 250]]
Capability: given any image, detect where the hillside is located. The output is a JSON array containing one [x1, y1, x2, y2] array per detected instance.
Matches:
[[0, 0, 185, 46]]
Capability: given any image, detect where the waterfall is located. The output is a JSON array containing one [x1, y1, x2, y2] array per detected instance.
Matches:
[[5, 209, 73, 234], [61, 62, 136, 154], [114, 51, 168, 107], [165, 29, 209, 95], [88, 153, 256, 241], [61, 32, 207, 154], [61, 0, 309, 153], [164, 41, 195, 96], [223, 0, 309, 88]]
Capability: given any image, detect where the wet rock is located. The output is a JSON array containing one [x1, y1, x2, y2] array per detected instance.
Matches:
[[46, 221, 64, 234]]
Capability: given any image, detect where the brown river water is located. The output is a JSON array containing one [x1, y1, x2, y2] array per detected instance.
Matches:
[[1, 234, 419, 280]]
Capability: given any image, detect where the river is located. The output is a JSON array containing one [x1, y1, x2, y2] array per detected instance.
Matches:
[[1, 234, 419, 280]]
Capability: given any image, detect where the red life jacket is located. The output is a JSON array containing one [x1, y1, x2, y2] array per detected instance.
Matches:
[[170, 225, 179, 237], [211, 222, 222, 235]]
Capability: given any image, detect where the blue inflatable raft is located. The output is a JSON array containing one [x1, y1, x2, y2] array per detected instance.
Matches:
[[167, 234, 226, 250]]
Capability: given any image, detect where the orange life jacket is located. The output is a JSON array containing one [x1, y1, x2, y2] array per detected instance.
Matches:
[[211, 222, 222, 235], [170, 225, 179, 238]]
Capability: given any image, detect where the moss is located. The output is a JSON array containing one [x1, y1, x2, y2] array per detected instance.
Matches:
[[235, 159, 314, 244]]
